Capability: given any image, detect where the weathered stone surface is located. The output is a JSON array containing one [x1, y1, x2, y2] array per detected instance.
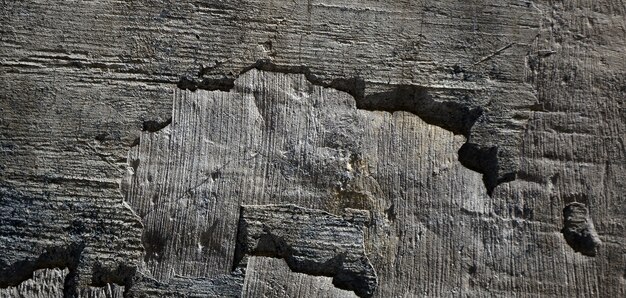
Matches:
[[0, 268, 125, 298], [235, 204, 375, 297], [122, 69, 490, 297], [0, 186, 141, 296], [1, 0, 624, 297], [0, 268, 67, 298], [242, 256, 357, 298], [127, 271, 244, 298], [561, 202, 601, 257]]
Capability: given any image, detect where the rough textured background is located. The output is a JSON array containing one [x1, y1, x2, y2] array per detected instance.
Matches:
[[1, 0, 624, 297]]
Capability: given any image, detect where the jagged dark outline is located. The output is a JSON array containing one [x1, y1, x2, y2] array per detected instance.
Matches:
[[233, 205, 377, 298], [177, 59, 515, 195], [0, 187, 138, 298]]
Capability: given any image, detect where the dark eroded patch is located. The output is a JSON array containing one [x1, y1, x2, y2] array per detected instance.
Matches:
[[561, 202, 601, 257]]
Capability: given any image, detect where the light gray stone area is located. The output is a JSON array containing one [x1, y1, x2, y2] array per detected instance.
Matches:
[[123, 69, 490, 296], [0, 268, 67, 298], [1, 0, 624, 297]]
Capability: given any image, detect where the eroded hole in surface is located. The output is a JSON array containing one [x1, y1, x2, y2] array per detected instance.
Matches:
[[561, 202, 601, 257]]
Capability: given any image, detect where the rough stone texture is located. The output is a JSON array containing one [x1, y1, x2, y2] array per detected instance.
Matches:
[[0, 268, 125, 298], [242, 256, 357, 298], [0, 268, 67, 298], [123, 69, 489, 297], [0, 186, 142, 296], [1, 0, 625, 297], [127, 271, 244, 298], [235, 204, 376, 297], [561, 202, 601, 257]]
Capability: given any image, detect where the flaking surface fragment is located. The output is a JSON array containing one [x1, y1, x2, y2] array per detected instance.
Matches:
[[235, 204, 376, 297]]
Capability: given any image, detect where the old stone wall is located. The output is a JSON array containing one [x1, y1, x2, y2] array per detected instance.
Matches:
[[1, 1, 624, 297]]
